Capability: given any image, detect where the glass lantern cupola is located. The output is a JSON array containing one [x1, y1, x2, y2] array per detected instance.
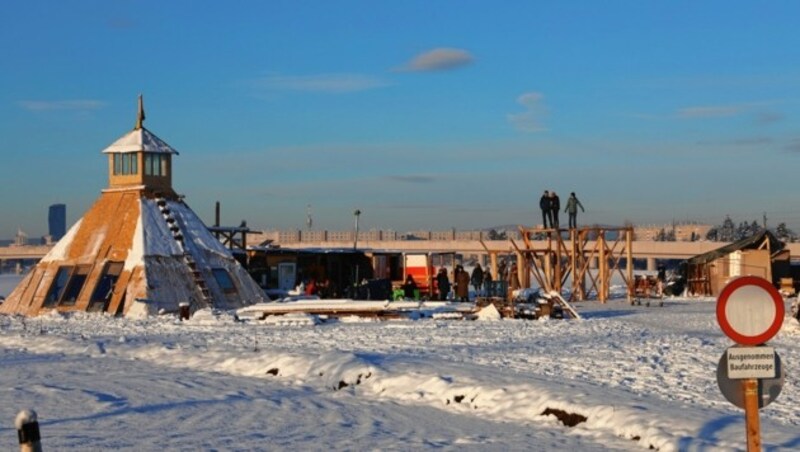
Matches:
[[102, 95, 179, 194]]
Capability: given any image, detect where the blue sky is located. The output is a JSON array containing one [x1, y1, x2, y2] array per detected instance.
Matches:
[[2, 1, 800, 238]]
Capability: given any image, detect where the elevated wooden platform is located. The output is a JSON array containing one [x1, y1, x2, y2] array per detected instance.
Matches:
[[513, 226, 634, 303]]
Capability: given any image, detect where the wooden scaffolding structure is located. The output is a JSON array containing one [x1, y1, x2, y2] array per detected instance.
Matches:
[[516, 226, 634, 303]]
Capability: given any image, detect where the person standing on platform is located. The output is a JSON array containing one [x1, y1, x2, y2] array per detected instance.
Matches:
[[539, 190, 551, 228], [550, 191, 561, 228], [565, 192, 585, 229]]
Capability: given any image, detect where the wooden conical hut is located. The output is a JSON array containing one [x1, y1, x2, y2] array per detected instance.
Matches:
[[0, 97, 265, 317]]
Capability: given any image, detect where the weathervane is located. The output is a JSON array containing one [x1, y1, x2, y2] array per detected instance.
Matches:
[[134, 94, 145, 130]]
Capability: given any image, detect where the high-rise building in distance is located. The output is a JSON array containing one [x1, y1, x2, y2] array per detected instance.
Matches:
[[48, 204, 66, 240]]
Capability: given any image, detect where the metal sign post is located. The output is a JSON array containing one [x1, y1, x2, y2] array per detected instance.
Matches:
[[715, 276, 786, 452]]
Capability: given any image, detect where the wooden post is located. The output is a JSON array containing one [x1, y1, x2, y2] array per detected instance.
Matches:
[[515, 251, 525, 289], [508, 239, 529, 289], [543, 250, 552, 292], [15, 409, 42, 452], [598, 232, 607, 303], [552, 231, 562, 294], [579, 229, 588, 299], [179, 301, 190, 320], [626, 228, 633, 303], [570, 228, 579, 299], [426, 253, 434, 300], [521, 252, 530, 289], [743, 379, 762, 452]]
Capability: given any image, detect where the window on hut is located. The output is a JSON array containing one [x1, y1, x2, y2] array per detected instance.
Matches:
[[212, 268, 237, 294], [88, 262, 124, 312], [113, 153, 138, 175], [59, 265, 91, 306], [144, 153, 168, 177], [43, 266, 72, 308]]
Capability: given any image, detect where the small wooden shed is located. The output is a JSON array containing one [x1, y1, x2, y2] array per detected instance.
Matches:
[[685, 230, 789, 296]]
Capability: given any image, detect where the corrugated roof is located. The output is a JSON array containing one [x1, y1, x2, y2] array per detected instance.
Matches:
[[687, 230, 784, 265]]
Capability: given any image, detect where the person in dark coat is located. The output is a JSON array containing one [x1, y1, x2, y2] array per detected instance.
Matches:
[[539, 190, 551, 228], [402, 274, 417, 299], [550, 191, 561, 228], [483, 268, 494, 297], [564, 192, 584, 229], [455, 265, 470, 302], [436, 267, 450, 301], [470, 264, 484, 296]]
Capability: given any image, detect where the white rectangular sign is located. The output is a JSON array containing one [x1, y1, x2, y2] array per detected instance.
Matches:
[[727, 346, 776, 379]]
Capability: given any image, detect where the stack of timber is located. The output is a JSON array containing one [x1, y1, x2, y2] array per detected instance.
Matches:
[[236, 299, 478, 321]]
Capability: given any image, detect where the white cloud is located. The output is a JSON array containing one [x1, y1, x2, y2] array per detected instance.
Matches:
[[253, 73, 390, 93], [517, 92, 544, 108], [18, 100, 107, 111], [508, 92, 547, 132], [399, 48, 474, 72]]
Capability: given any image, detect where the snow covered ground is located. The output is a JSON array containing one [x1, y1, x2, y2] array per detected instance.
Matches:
[[1, 273, 800, 450]]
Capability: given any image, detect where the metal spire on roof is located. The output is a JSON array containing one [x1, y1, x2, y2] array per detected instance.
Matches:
[[134, 94, 145, 130]]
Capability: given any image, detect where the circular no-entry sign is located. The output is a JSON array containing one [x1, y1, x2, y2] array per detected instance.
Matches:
[[716, 276, 784, 345]]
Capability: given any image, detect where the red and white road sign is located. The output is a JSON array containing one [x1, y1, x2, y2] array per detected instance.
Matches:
[[716, 276, 784, 345]]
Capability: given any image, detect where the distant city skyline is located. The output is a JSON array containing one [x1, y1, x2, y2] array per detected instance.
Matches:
[[2, 1, 800, 238]]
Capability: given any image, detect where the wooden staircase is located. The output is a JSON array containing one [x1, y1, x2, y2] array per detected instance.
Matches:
[[155, 196, 212, 309]]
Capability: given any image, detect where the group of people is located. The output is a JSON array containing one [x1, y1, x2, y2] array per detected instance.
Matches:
[[539, 190, 584, 229], [404, 268, 471, 302], [435, 265, 473, 302], [431, 263, 520, 302], [401, 259, 533, 302]]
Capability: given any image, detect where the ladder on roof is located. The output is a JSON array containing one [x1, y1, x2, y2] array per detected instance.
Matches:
[[155, 196, 213, 310]]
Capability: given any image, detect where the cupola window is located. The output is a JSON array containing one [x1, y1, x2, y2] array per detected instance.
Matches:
[[113, 153, 139, 175], [144, 153, 169, 177]]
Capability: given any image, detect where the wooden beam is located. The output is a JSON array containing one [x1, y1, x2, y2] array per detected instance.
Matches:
[[599, 232, 607, 303], [508, 238, 528, 288], [626, 228, 634, 302]]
